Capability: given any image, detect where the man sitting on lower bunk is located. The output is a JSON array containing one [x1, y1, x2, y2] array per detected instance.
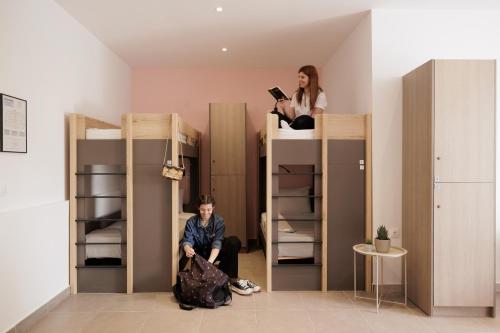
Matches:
[[179, 194, 260, 295]]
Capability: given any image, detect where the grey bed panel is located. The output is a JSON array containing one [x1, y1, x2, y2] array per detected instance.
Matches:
[[272, 265, 321, 291], [133, 140, 167, 165], [327, 140, 365, 290], [133, 140, 173, 292], [77, 140, 126, 167], [272, 140, 321, 166], [77, 268, 126, 293]]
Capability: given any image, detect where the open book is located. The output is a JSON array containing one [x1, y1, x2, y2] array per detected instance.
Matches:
[[268, 86, 290, 101]]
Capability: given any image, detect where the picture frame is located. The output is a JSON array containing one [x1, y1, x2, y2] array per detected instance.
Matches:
[[1, 93, 27, 153]]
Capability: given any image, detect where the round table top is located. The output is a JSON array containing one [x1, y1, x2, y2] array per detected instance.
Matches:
[[353, 244, 408, 258]]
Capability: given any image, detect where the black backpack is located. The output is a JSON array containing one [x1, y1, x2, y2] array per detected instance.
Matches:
[[173, 254, 232, 310]]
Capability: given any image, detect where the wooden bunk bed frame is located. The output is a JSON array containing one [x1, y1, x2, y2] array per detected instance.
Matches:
[[259, 113, 372, 292], [69, 113, 200, 294]]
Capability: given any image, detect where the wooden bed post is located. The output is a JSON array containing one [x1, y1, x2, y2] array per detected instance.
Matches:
[[126, 114, 134, 294], [365, 114, 373, 292], [171, 113, 180, 286], [265, 114, 273, 292], [69, 114, 79, 295], [321, 115, 328, 292]]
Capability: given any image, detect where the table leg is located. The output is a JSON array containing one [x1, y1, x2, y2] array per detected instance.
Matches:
[[381, 257, 384, 300], [376, 256, 379, 313], [354, 251, 357, 300], [405, 255, 407, 307]]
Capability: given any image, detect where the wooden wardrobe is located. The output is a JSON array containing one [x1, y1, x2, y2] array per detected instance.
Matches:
[[209, 103, 247, 248], [403, 59, 496, 317]]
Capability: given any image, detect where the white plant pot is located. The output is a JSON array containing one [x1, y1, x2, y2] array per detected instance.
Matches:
[[363, 244, 373, 252]]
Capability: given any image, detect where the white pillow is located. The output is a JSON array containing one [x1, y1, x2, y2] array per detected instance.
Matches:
[[278, 220, 295, 233], [278, 186, 311, 214]]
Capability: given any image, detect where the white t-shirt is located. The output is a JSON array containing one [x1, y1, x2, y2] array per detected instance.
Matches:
[[290, 90, 327, 117]]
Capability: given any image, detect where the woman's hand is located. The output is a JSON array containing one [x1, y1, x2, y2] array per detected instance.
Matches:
[[184, 245, 195, 258], [276, 99, 288, 113]]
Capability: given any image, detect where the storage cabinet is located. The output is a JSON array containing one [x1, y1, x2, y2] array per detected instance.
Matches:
[[403, 59, 495, 316], [210, 103, 246, 247]]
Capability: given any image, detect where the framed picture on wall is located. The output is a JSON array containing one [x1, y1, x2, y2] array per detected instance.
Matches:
[[0, 93, 27, 153]]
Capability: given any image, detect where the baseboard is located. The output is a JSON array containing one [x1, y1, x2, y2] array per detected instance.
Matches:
[[433, 306, 494, 317], [10, 287, 70, 333]]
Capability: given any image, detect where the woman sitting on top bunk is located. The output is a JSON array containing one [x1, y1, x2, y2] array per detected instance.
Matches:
[[179, 194, 260, 295], [275, 64, 327, 130]]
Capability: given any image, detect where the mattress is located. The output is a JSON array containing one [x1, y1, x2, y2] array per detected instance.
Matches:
[[85, 128, 122, 139], [85, 221, 123, 259], [275, 128, 315, 140], [260, 212, 315, 258]]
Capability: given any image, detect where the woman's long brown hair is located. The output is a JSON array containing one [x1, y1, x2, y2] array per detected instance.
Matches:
[[296, 65, 322, 109]]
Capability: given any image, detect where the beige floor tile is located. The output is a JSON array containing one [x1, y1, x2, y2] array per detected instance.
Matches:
[[140, 310, 202, 333], [254, 291, 305, 310], [101, 293, 178, 312], [309, 309, 373, 333], [256, 310, 314, 333], [360, 308, 436, 333], [150, 293, 182, 311], [222, 293, 255, 310], [81, 311, 148, 333], [474, 316, 500, 332], [299, 291, 353, 310], [421, 316, 496, 333], [201, 309, 257, 333], [50, 293, 116, 313], [29, 312, 97, 333]]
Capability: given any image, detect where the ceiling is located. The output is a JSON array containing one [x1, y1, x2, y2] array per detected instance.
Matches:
[[55, 0, 500, 68]]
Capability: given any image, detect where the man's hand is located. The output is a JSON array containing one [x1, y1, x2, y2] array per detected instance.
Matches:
[[184, 245, 195, 258]]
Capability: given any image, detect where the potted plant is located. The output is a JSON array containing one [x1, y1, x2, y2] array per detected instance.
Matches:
[[375, 225, 391, 253], [364, 239, 373, 252]]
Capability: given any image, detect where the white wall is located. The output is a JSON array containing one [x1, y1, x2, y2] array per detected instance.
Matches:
[[371, 9, 500, 284], [0, 0, 130, 331], [322, 12, 372, 115]]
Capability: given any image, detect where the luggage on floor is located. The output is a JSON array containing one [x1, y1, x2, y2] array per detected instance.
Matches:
[[173, 254, 232, 310]]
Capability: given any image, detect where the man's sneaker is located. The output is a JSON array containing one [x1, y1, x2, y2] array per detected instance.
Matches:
[[246, 280, 261, 293], [230, 279, 253, 295]]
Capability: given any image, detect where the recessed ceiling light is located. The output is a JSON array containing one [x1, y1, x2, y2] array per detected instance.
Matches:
[[221, 47, 228, 52], [216, 7, 223, 12]]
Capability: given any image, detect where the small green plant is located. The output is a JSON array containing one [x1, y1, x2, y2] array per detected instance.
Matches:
[[376, 225, 390, 240], [365, 238, 372, 245]]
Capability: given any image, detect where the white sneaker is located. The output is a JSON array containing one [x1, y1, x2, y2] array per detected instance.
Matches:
[[230, 279, 253, 295], [280, 120, 293, 130], [246, 280, 261, 293]]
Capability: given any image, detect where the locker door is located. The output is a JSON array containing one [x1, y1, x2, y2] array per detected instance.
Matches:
[[434, 60, 495, 182], [209, 103, 246, 175], [211, 175, 246, 244], [433, 182, 494, 306]]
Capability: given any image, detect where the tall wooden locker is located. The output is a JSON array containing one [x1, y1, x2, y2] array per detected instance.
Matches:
[[210, 103, 246, 247], [403, 60, 495, 317]]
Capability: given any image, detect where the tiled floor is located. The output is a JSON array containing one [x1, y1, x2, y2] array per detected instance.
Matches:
[[28, 250, 500, 333]]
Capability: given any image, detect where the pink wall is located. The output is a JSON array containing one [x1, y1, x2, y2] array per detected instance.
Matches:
[[132, 68, 298, 240]]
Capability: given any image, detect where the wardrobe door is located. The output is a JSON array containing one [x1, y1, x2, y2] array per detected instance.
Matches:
[[433, 60, 495, 183], [209, 103, 246, 175], [211, 175, 246, 242], [433, 182, 494, 307]]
